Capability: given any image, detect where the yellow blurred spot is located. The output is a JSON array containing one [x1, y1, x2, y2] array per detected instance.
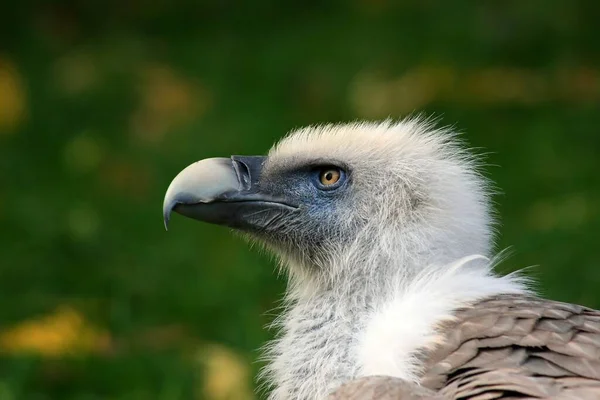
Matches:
[[350, 65, 600, 116], [558, 66, 600, 102], [67, 205, 100, 239], [54, 53, 98, 96], [0, 57, 27, 133], [0, 382, 15, 400], [131, 64, 211, 146], [528, 194, 593, 232], [463, 68, 544, 104], [350, 66, 455, 117], [561, 194, 592, 230], [198, 344, 255, 400], [100, 158, 152, 200], [0, 306, 111, 357], [528, 200, 558, 232], [63, 133, 103, 174]]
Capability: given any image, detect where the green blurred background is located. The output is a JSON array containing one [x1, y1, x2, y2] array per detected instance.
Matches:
[[1, 1, 599, 399]]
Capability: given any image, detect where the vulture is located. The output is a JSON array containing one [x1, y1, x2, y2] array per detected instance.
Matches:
[[162, 119, 600, 399]]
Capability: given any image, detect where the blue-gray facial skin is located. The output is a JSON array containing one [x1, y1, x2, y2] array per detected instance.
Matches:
[[256, 164, 353, 259]]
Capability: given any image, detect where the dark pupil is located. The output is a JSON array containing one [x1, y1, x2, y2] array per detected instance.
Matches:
[[325, 172, 333, 181]]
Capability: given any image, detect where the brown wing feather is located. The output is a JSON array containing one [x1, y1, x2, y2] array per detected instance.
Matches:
[[329, 294, 600, 399], [421, 294, 600, 399], [327, 376, 444, 400]]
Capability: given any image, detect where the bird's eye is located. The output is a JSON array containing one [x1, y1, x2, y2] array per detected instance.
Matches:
[[320, 169, 341, 186], [314, 167, 346, 190]]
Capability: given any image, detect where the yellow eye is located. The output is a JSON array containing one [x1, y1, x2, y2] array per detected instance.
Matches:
[[319, 168, 341, 186]]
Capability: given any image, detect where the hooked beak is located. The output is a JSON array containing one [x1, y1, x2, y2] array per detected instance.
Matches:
[[163, 156, 298, 231]]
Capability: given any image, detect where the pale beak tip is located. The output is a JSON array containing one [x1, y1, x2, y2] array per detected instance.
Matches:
[[163, 199, 177, 231]]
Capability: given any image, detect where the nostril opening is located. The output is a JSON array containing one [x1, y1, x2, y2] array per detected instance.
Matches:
[[231, 156, 267, 192], [232, 158, 251, 189]]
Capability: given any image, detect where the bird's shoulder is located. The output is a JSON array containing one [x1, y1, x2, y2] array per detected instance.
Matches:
[[420, 293, 600, 399]]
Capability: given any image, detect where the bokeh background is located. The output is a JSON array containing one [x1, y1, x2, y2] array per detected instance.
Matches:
[[1, 1, 599, 399]]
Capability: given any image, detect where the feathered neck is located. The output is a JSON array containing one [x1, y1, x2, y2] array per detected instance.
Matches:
[[280, 217, 501, 303], [262, 251, 530, 400]]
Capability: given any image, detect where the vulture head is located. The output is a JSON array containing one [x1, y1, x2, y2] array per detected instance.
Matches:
[[164, 120, 493, 294], [163, 119, 532, 399]]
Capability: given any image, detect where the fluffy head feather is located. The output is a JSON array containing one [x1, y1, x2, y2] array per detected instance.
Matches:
[[261, 118, 494, 297]]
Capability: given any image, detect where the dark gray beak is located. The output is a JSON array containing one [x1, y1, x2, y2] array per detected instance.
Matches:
[[163, 156, 297, 231]]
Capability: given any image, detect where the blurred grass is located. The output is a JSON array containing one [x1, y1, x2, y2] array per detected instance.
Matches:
[[0, 1, 599, 398]]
